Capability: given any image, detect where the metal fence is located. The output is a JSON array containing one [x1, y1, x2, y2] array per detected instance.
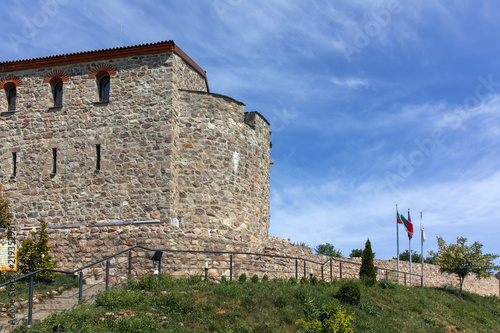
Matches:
[[0, 245, 422, 330]]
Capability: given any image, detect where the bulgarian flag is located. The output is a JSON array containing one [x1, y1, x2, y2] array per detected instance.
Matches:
[[397, 209, 413, 238]]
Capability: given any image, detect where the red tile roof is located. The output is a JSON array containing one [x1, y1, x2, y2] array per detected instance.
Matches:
[[0, 40, 209, 92]]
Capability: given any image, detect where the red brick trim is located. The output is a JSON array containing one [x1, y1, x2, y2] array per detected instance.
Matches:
[[43, 70, 70, 84], [89, 64, 117, 78], [0, 75, 22, 88], [0, 41, 209, 92]]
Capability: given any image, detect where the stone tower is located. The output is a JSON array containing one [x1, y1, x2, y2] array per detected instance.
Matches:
[[0, 41, 271, 260]]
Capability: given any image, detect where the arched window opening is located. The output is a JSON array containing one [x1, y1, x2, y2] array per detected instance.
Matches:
[[5, 83, 16, 111], [99, 76, 110, 102], [52, 80, 63, 107]]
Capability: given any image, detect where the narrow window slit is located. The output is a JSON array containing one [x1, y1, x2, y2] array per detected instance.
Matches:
[[12, 152, 17, 177], [52, 148, 57, 174], [96, 144, 101, 170]]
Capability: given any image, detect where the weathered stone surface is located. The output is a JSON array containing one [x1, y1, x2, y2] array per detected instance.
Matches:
[[0, 43, 270, 248]]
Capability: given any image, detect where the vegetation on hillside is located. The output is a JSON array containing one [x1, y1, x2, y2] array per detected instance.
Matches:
[[430, 236, 499, 295], [17, 222, 58, 282], [359, 239, 376, 285], [0, 195, 14, 240], [314, 243, 344, 258], [394, 250, 436, 264], [11, 274, 500, 333], [349, 248, 363, 258]]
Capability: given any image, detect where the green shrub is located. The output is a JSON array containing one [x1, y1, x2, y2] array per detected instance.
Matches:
[[318, 279, 328, 286], [17, 222, 58, 282], [296, 318, 323, 332], [379, 280, 395, 289], [238, 273, 247, 282], [289, 276, 297, 284], [220, 275, 227, 284], [349, 248, 363, 258], [361, 275, 376, 286], [300, 276, 309, 285], [297, 296, 354, 332], [262, 274, 269, 282], [336, 280, 361, 305], [312, 276, 319, 285], [251, 274, 259, 283], [0, 195, 13, 240], [116, 312, 163, 333], [359, 239, 376, 283]]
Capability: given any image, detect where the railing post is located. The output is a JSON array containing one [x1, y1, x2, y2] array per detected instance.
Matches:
[[204, 262, 208, 282], [106, 260, 110, 290], [339, 262, 343, 279], [295, 259, 298, 280], [330, 259, 333, 282], [79, 271, 83, 301], [321, 265, 324, 280], [229, 254, 233, 281], [303, 261, 306, 277], [28, 275, 34, 326], [128, 250, 132, 278]]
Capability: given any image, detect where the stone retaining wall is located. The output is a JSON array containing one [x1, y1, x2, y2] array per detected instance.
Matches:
[[12, 228, 498, 298], [265, 236, 500, 297]]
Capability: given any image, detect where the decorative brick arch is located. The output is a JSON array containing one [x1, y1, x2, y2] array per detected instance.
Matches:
[[89, 64, 117, 79], [0, 75, 22, 89], [43, 70, 70, 84]]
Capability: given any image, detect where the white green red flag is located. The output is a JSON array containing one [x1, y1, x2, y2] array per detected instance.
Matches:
[[397, 209, 413, 238]]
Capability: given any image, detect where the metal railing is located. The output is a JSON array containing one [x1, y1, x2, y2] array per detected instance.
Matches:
[[0, 245, 422, 330]]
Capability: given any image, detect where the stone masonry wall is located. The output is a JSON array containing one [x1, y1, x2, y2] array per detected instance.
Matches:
[[1, 45, 272, 277], [176, 90, 271, 247], [1, 49, 269, 239], [1, 52, 178, 226], [265, 236, 500, 297]]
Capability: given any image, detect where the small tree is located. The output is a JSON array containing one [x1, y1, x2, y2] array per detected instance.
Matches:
[[349, 249, 363, 258], [18, 222, 58, 282], [314, 243, 343, 258], [430, 236, 499, 295], [359, 239, 376, 284], [0, 196, 13, 239], [394, 250, 422, 263], [394, 250, 436, 264]]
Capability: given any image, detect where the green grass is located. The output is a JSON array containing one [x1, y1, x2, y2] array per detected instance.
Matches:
[[0, 272, 78, 308], [10, 275, 500, 333]]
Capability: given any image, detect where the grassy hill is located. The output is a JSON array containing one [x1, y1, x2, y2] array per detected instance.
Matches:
[[12, 274, 500, 333]]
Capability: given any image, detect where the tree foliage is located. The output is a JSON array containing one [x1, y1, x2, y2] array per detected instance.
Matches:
[[349, 249, 363, 258], [430, 236, 500, 295], [18, 222, 58, 282], [314, 243, 343, 258], [0, 195, 13, 239], [394, 250, 436, 264], [359, 239, 376, 284]]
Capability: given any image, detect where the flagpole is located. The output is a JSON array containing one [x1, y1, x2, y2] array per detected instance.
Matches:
[[409, 208, 412, 287], [421, 211, 424, 287], [396, 204, 400, 284]]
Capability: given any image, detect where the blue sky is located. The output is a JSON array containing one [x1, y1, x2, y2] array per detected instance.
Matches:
[[2, 0, 500, 266]]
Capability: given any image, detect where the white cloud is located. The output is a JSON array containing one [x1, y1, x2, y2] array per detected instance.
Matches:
[[330, 77, 370, 88]]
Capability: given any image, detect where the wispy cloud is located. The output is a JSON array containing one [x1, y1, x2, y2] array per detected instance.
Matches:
[[330, 77, 370, 89]]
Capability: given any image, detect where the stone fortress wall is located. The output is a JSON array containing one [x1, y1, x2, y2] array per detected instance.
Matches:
[[1, 41, 498, 296], [0, 41, 270, 250], [265, 236, 499, 297]]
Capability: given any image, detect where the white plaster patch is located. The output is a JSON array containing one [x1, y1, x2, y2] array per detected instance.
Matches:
[[233, 152, 240, 175]]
